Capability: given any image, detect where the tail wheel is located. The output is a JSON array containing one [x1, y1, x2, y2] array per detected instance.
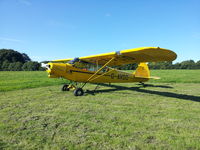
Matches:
[[74, 88, 84, 96], [139, 82, 146, 87], [62, 84, 70, 91]]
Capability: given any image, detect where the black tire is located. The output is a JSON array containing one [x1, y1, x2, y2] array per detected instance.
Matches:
[[74, 88, 84, 96], [62, 84, 69, 91]]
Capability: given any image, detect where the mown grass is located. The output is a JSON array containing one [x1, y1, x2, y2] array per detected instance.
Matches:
[[150, 70, 200, 83], [0, 71, 65, 92], [0, 70, 200, 149]]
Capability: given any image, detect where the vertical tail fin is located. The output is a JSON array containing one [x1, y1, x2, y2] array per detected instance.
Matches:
[[134, 62, 150, 78]]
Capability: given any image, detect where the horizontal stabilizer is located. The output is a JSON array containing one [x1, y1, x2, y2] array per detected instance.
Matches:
[[134, 75, 160, 80], [149, 76, 160, 79]]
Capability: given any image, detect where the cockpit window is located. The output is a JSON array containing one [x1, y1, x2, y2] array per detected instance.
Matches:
[[73, 60, 109, 72]]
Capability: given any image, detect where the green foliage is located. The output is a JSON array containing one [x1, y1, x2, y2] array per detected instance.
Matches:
[[8, 62, 23, 71], [1, 60, 10, 71], [148, 60, 200, 70], [149, 61, 173, 69], [114, 64, 137, 70], [118, 60, 200, 70], [179, 60, 196, 69], [0, 49, 27, 64], [196, 60, 200, 69], [22, 61, 40, 71], [0, 49, 41, 71], [21, 53, 31, 62]]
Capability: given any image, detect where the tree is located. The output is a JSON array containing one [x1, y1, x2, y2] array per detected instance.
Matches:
[[22, 61, 40, 71], [0, 49, 41, 71], [1, 60, 10, 71], [15, 62, 23, 71], [8, 62, 23, 71], [0, 49, 26, 64], [148, 62, 173, 69], [195, 60, 200, 69], [172, 62, 181, 69], [180, 60, 195, 69], [22, 53, 31, 62]]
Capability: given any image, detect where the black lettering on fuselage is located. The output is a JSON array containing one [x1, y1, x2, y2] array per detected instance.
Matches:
[[110, 73, 115, 79], [110, 73, 129, 80], [117, 74, 129, 80]]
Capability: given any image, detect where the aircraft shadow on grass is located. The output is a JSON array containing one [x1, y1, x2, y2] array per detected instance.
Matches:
[[86, 83, 200, 102]]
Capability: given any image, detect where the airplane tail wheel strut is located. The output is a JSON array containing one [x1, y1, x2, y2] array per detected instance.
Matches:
[[139, 82, 146, 87]]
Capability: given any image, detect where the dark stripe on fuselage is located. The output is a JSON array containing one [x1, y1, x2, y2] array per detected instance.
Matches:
[[70, 70, 111, 77]]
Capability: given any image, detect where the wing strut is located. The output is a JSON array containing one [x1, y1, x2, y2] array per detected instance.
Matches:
[[81, 57, 115, 88], [88, 68, 114, 82]]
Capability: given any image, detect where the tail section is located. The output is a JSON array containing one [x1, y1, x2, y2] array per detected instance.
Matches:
[[134, 63, 150, 79], [134, 63, 160, 80]]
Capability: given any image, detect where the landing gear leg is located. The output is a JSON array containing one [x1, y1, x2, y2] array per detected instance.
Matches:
[[65, 82, 85, 96], [62, 81, 76, 92], [62, 82, 87, 96]]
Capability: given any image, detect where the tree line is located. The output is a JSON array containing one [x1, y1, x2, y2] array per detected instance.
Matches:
[[114, 60, 200, 70], [0, 49, 200, 71], [148, 60, 200, 69], [0, 49, 44, 71]]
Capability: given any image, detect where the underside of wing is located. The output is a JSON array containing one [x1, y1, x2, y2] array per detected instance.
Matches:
[[79, 47, 177, 66]]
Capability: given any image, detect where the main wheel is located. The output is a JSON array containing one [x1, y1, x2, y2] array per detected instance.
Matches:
[[74, 88, 84, 96], [62, 84, 69, 91]]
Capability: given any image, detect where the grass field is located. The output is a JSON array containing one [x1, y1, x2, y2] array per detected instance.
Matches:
[[0, 70, 200, 149], [0, 71, 65, 92]]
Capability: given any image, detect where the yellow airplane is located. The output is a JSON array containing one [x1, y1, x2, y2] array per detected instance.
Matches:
[[42, 47, 177, 96]]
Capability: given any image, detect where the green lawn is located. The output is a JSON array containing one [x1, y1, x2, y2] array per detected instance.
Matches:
[[0, 71, 66, 92], [0, 70, 200, 149], [150, 70, 200, 83]]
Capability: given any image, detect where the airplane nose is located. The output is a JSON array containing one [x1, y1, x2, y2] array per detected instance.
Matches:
[[43, 62, 66, 78], [41, 63, 51, 70], [46, 68, 51, 74], [48, 64, 51, 69], [41, 63, 54, 75], [46, 63, 60, 78], [47, 63, 53, 73]]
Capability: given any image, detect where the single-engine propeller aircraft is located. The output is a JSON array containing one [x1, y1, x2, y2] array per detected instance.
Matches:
[[42, 47, 177, 96]]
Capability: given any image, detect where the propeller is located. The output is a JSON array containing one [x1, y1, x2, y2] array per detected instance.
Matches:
[[41, 63, 50, 70]]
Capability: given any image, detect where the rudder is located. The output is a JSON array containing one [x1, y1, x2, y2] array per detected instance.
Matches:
[[134, 63, 150, 78]]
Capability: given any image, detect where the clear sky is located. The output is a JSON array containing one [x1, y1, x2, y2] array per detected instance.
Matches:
[[0, 0, 199, 63]]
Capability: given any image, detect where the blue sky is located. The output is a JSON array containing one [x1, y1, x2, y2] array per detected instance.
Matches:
[[0, 0, 199, 63]]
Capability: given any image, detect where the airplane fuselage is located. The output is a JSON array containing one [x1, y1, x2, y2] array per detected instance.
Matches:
[[46, 63, 149, 83]]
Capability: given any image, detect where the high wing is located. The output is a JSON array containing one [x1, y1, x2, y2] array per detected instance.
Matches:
[[53, 47, 177, 66]]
